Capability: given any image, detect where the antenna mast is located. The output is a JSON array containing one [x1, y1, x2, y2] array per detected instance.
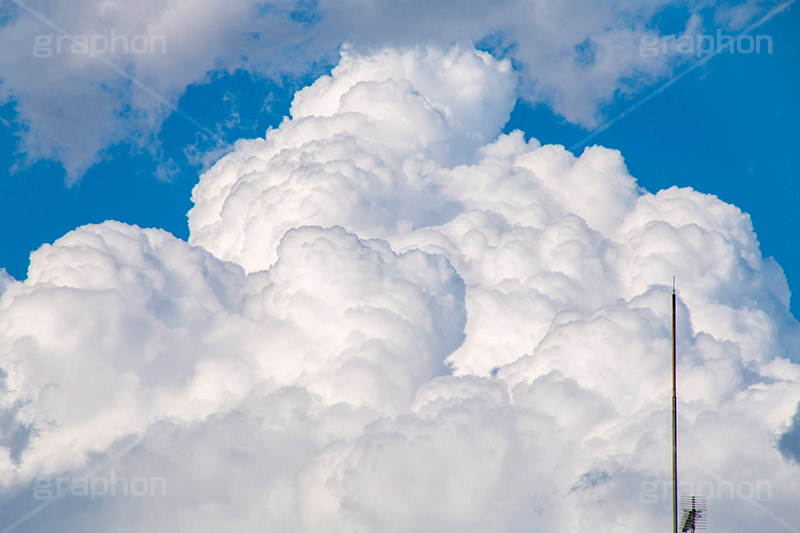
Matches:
[[672, 277, 678, 533]]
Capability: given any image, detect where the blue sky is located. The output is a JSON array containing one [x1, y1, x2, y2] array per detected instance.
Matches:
[[2, 2, 800, 531], [506, 3, 800, 314], [1, 1, 798, 315]]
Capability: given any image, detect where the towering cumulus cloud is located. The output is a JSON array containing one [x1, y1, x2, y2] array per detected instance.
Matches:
[[1, 45, 798, 532]]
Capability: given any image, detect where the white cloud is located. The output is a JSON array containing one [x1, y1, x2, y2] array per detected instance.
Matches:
[[0, 0, 319, 179], [188, 45, 517, 271], [0, 0, 766, 180], [0, 219, 464, 485], [0, 268, 14, 295], [1, 43, 799, 532]]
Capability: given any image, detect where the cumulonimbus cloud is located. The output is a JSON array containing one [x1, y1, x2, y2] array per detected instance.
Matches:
[[1, 44, 798, 532]]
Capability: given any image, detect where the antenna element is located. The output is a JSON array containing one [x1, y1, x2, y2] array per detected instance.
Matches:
[[672, 280, 678, 533]]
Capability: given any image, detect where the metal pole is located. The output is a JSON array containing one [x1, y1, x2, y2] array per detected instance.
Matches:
[[672, 279, 678, 533]]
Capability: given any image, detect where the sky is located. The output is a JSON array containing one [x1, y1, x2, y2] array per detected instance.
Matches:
[[0, 1, 799, 532], [1, 1, 798, 317], [504, 4, 800, 316]]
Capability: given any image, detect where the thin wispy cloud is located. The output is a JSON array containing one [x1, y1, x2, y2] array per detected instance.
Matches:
[[0, 0, 761, 180]]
